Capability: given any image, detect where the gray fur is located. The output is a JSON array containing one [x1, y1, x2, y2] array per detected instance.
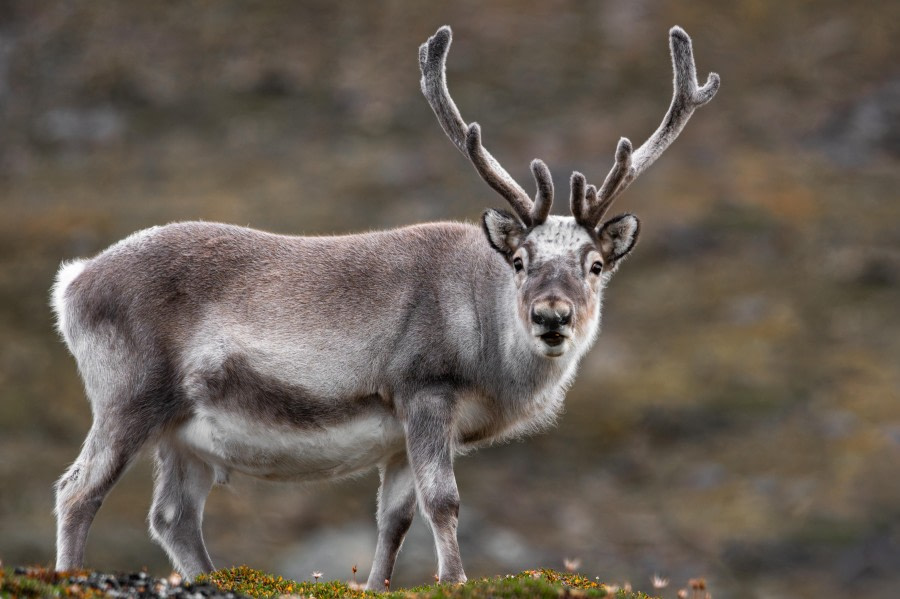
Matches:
[[367, 454, 416, 590], [52, 217, 630, 583], [598, 214, 641, 264], [569, 172, 587, 224], [52, 23, 717, 587], [149, 441, 216, 576]]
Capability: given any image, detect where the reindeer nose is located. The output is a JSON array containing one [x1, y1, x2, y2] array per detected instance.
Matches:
[[530, 300, 573, 329]]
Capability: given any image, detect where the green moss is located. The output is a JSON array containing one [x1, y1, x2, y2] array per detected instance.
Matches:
[[198, 566, 656, 599], [0, 566, 104, 598], [198, 566, 315, 597], [1, 565, 655, 598]]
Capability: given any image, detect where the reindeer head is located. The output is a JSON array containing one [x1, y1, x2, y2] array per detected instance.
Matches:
[[420, 26, 719, 357]]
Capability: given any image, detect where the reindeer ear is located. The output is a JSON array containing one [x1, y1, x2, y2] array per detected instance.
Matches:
[[597, 213, 640, 266], [482, 209, 526, 256]]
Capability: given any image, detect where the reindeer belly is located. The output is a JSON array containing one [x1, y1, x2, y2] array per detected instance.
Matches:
[[177, 408, 406, 481], [176, 342, 406, 479]]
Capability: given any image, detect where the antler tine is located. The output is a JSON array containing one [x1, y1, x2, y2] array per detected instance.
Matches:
[[464, 124, 539, 226], [420, 26, 553, 227], [418, 27, 468, 155], [530, 159, 554, 224], [586, 26, 720, 226], [581, 184, 598, 227], [569, 172, 587, 225], [587, 138, 632, 225]]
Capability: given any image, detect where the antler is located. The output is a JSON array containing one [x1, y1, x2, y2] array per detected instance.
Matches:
[[575, 26, 720, 229], [419, 26, 553, 228]]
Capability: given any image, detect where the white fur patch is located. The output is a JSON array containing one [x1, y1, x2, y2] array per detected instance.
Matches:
[[454, 393, 493, 438], [177, 408, 405, 481], [51, 259, 87, 343], [162, 504, 177, 524], [527, 216, 594, 259]]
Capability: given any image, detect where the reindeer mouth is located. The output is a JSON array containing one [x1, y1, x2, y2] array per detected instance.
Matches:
[[539, 331, 566, 347]]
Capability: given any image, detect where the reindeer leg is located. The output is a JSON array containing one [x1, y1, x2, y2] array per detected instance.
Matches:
[[366, 453, 416, 590], [148, 441, 216, 579], [55, 416, 150, 572], [403, 387, 466, 584]]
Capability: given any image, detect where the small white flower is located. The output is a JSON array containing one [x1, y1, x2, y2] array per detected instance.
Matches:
[[563, 557, 581, 572], [652, 574, 670, 589], [311, 571, 323, 582]]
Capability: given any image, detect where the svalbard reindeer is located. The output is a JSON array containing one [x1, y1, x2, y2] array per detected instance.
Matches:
[[52, 25, 718, 588]]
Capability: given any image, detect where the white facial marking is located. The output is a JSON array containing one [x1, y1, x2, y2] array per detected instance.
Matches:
[[503, 215, 610, 362], [526, 216, 594, 260]]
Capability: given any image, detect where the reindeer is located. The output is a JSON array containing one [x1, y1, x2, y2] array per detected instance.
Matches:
[[51, 25, 718, 588]]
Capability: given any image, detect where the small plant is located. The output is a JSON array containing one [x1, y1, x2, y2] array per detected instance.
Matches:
[[652, 575, 669, 590], [564, 557, 582, 573]]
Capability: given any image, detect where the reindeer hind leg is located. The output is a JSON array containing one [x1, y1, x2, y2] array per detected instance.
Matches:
[[55, 416, 150, 571], [367, 453, 417, 590], [149, 440, 216, 579]]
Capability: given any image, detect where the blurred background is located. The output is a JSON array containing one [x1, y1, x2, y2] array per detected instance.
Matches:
[[0, 1, 897, 598]]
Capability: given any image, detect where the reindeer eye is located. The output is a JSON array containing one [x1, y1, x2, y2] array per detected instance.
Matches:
[[590, 261, 603, 275], [513, 257, 524, 272]]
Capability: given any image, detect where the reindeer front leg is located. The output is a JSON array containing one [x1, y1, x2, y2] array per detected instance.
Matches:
[[404, 388, 467, 584]]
